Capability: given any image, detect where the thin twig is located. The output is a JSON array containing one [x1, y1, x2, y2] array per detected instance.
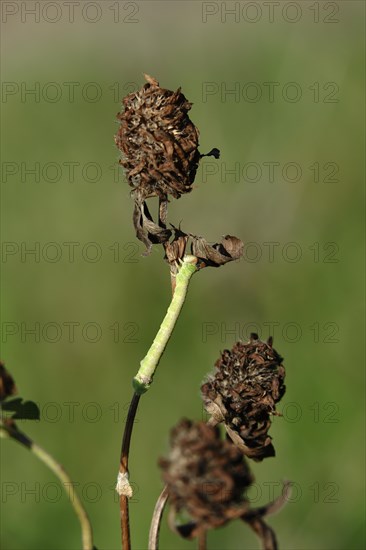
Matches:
[[197, 528, 207, 550], [148, 485, 169, 550], [119, 495, 130, 550], [119, 394, 141, 478], [0, 422, 93, 550], [117, 393, 140, 550]]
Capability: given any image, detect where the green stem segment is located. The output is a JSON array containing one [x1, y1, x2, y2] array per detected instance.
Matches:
[[0, 423, 93, 550], [133, 255, 198, 394]]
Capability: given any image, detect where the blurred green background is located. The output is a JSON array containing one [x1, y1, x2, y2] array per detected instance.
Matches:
[[1, 1, 364, 549]]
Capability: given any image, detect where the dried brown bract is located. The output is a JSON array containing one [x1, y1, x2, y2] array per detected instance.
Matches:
[[201, 334, 286, 460]]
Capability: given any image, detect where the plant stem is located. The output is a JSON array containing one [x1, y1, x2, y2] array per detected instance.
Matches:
[[133, 255, 198, 394], [117, 393, 140, 550], [116, 255, 198, 549], [0, 422, 93, 550], [198, 529, 207, 550], [148, 485, 169, 550]]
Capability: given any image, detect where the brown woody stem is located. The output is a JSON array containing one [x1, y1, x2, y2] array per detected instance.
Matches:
[[117, 393, 140, 550], [198, 528, 207, 550]]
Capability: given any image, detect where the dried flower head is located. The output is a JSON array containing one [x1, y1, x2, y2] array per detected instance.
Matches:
[[115, 74, 203, 201], [201, 334, 286, 461], [159, 419, 253, 538], [115, 75, 222, 253]]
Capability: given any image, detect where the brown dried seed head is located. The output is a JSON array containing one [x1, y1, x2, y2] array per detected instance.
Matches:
[[159, 419, 253, 536], [115, 75, 201, 201], [201, 334, 286, 461]]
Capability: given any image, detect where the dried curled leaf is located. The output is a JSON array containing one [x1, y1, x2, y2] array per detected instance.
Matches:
[[2, 398, 40, 421], [164, 225, 189, 271], [133, 199, 172, 255], [191, 235, 244, 268], [241, 481, 292, 550], [164, 229, 243, 271]]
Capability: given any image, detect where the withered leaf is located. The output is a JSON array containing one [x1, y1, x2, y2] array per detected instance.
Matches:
[[200, 147, 221, 159], [0, 362, 17, 402], [164, 225, 189, 272], [2, 397, 40, 421], [133, 200, 172, 254], [191, 235, 243, 268], [241, 482, 292, 550]]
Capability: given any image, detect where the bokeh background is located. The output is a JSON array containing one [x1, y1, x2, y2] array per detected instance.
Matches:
[[1, 1, 365, 549]]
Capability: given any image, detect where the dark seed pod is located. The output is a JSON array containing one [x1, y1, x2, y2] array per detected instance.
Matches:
[[115, 74, 202, 201], [201, 334, 286, 461]]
